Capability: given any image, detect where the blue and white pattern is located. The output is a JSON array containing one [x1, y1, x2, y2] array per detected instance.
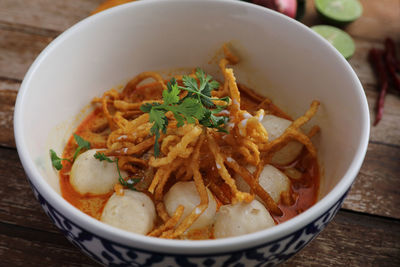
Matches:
[[29, 181, 346, 266]]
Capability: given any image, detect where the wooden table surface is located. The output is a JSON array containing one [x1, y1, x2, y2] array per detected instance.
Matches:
[[0, 0, 399, 266]]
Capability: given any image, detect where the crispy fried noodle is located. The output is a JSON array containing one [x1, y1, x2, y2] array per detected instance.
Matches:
[[58, 44, 320, 240]]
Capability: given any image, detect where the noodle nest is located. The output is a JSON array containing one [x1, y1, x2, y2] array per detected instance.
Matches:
[[89, 45, 320, 239]]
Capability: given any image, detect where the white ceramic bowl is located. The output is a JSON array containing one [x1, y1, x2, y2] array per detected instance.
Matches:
[[14, 0, 369, 266]]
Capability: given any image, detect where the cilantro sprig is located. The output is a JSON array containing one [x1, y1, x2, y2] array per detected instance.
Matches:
[[140, 68, 230, 156], [72, 134, 91, 161], [50, 149, 71, 171], [50, 134, 91, 171], [94, 152, 140, 191]]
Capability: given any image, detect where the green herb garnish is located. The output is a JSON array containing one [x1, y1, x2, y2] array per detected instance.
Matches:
[[93, 151, 114, 163], [94, 152, 140, 191], [50, 134, 91, 170], [50, 149, 71, 171], [140, 68, 230, 156], [72, 133, 91, 160]]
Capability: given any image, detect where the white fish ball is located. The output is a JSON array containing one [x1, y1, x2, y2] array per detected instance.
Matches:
[[101, 190, 156, 235], [213, 200, 275, 238], [261, 115, 303, 165], [164, 181, 217, 231], [70, 149, 127, 195], [236, 165, 290, 203]]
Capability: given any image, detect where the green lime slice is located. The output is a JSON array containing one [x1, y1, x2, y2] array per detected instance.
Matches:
[[311, 25, 355, 59], [315, 0, 363, 24]]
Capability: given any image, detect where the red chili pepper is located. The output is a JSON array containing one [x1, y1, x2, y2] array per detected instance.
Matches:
[[384, 38, 400, 91], [368, 48, 389, 126]]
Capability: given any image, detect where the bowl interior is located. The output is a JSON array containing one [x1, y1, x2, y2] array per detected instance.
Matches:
[[15, 0, 369, 253]]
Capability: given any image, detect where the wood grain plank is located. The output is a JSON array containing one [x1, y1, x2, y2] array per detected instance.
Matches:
[[0, 0, 103, 33], [285, 210, 400, 267], [342, 142, 400, 219], [365, 86, 400, 146], [344, 0, 400, 43], [0, 0, 398, 43], [0, 90, 17, 148], [0, 29, 52, 81], [349, 38, 382, 88], [0, 77, 20, 91], [0, 221, 95, 266], [303, 0, 400, 42], [0, 20, 60, 38], [0, 147, 58, 232]]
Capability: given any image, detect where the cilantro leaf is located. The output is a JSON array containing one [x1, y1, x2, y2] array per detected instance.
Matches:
[[50, 134, 89, 171], [163, 79, 180, 105], [196, 68, 212, 96], [149, 109, 167, 131], [208, 80, 220, 91], [74, 133, 91, 149], [151, 125, 161, 157], [72, 134, 91, 160], [182, 76, 199, 92], [173, 113, 186, 128], [140, 103, 154, 113], [199, 109, 229, 133], [93, 151, 114, 163], [199, 87, 215, 107], [176, 98, 205, 123], [180, 68, 221, 108], [50, 149, 71, 171], [50, 149, 64, 170]]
